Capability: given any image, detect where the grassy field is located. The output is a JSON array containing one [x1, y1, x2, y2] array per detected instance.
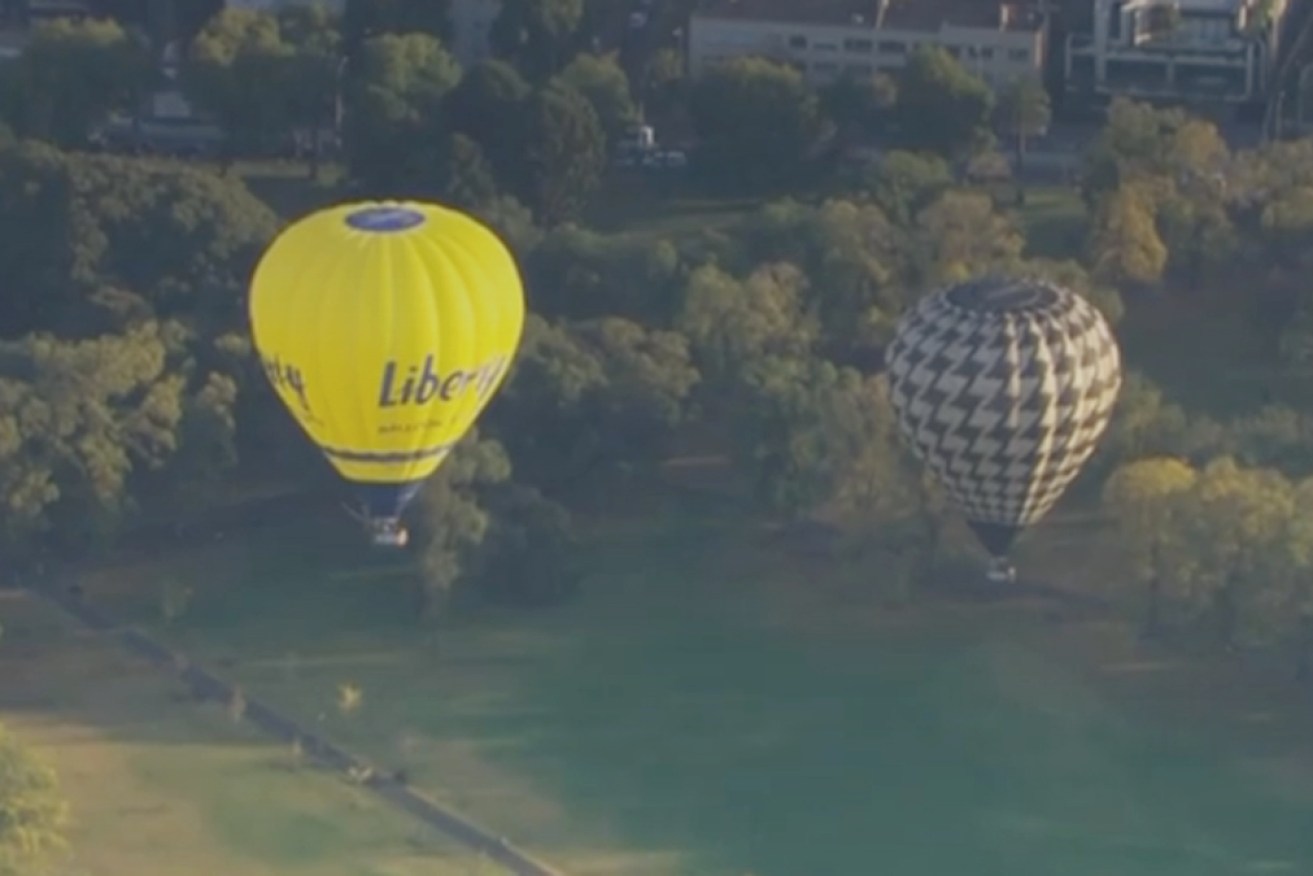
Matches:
[[64, 482, 1313, 876], [1013, 185, 1088, 260], [0, 590, 503, 876]]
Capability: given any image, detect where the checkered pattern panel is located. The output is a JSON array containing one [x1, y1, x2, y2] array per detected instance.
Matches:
[[885, 276, 1123, 530]]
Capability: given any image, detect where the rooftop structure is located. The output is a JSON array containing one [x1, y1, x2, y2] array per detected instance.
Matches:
[[696, 0, 1043, 31], [1065, 0, 1289, 103], [689, 0, 1047, 88], [694, 0, 881, 26]]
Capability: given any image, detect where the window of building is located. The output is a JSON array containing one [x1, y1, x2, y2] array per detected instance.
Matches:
[[789, 34, 808, 49], [877, 40, 906, 54], [1008, 48, 1030, 61], [844, 37, 874, 52], [814, 41, 839, 51], [947, 45, 962, 58], [845, 62, 874, 75], [981, 47, 995, 59]]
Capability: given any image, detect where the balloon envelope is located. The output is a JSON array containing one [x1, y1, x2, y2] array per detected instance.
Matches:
[[885, 275, 1122, 557], [248, 201, 525, 529]]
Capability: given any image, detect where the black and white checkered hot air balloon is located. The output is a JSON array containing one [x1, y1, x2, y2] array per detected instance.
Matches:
[[885, 275, 1123, 577]]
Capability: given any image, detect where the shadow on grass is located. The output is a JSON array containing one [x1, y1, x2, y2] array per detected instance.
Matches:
[[32, 489, 1313, 876]]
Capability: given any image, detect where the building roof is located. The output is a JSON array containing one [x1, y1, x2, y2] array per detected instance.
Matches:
[[883, 0, 1042, 31], [694, 0, 1043, 33], [1122, 0, 1243, 13], [694, 0, 882, 26]]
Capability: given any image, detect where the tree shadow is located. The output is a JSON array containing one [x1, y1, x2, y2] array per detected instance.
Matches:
[[14, 496, 1313, 876]]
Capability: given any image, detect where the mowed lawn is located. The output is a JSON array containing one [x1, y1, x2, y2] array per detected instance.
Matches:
[[69, 486, 1313, 876], [0, 591, 504, 876]]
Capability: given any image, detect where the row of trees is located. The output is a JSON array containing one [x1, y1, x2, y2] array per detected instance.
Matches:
[[2, 113, 1311, 619], [0, 3, 1057, 217], [4, 11, 1313, 643]]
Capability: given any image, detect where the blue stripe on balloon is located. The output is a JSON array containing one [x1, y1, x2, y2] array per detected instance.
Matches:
[[318, 443, 453, 464]]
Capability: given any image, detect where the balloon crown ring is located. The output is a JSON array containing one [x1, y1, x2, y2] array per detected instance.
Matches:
[[345, 205, 427, 233], [944, 276, 1063, 314]]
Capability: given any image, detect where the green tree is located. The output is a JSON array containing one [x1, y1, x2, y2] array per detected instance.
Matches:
[[640, 46, 685, 121], [689, 57, 823, 191], [1160, 457, 1294, 648], [1087, 181, 1169, 286], [895, 46, 993, 158], [1089, 371, 1224, 476], [15, 17, 149, 148], [1281, 479, 1313, 682], [491, 315, 697, 492], [274, 3, 344, 176], [525, 225, 682, 321], [1082, 97, 1227, 202], [68, 156, 279, 331], [556, 51, 637, 144], [1224, 405, 1313, 477], [344, 31, 462, 194], [490, 0, 584, 81], [1082, 99, 1236, 282], [431, 132, 499, 209], [408, 432, 510, 619], [734, 199, 908, 361], [994, 75, 1051, 202], [341, 0, 452, 52], [183, 8, 298, 158], [468, 483, 578, 607], [731, 357, 885, 519], [820, 70, 896, 148], [856, 150, 952, 226], [567, 317, 698, 468], [1102, 457, 1197, 636], [515, 82, 605, 223], [468, 194, 543, 257], [0, 145, 278, 338], [826, 375, 946, 596], [444, 59, 531, 186], [678, 262, 819, 391], [0, 323, 235, 556], [0, 722, 67, 876], [913, 189, 1024, 285]]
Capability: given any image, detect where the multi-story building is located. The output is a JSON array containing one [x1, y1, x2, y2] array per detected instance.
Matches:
[[222, 0, 344, 10], [687, 0, 1047, 90], [1065, 0, 1287, 103]]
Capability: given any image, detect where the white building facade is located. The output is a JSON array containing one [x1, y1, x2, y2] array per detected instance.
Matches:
[[688, 0, 1046, 90], [1065, 0, 1287, 102], [223, 0, 345, 10]]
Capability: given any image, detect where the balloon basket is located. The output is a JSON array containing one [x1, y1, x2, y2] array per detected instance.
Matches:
[[985, 557, 1016, 586], [366, 518, 410, 549]]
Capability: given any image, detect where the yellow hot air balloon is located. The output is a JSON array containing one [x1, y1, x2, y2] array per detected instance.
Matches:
[[248, 201, 525, 548]]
